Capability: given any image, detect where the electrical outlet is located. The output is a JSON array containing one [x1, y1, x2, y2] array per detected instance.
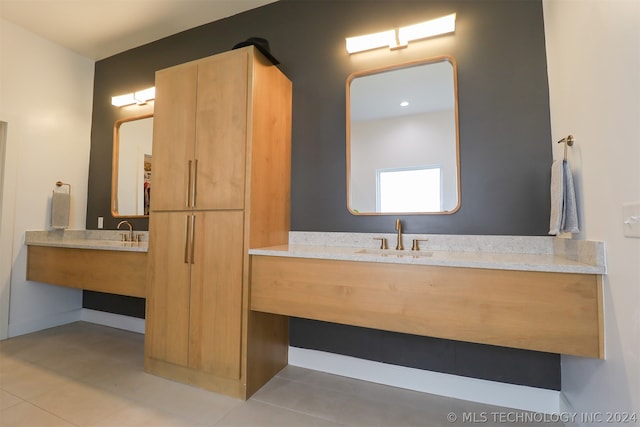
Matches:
[[98, 217, 104, 229], [622, 202, 640, 238]]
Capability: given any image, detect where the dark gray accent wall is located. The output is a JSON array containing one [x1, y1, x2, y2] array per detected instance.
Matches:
[[87, 0, 558, 390]]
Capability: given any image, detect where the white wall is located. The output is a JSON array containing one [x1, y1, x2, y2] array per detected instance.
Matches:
[[543, 0, 640, 422], [0, 18, 95, 337]]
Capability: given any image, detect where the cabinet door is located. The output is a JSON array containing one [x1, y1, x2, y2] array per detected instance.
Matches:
[[145, 211, 192, 367], [193, 51, 248, 210], [188, 210, 244, 379], [152, 62, 198, 211]]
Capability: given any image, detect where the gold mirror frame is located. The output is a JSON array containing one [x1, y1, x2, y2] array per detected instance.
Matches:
[[346, 56, 461, 215], [111, 113, 153, 218]]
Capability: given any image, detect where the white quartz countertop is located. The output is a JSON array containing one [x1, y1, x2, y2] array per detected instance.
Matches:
[[25, 230, 606, 273], [249, 232, 606, 274], [25, 230, 148, 253]]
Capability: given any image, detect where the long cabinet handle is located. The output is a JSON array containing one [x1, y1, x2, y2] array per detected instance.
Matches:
[[192, 159, 198, 208], [190, 215, 196, 265], [184, 215, 191, 264], [186, 160, 193, 208]]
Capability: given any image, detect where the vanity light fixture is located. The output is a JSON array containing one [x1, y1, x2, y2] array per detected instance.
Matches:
[[345, 13, 456, 54], [345, 29, 396, 55], [111, 86, 156, 107]]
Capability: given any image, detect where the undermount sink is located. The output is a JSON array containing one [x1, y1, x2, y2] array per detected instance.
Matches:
[[355, 248, 433, 257]]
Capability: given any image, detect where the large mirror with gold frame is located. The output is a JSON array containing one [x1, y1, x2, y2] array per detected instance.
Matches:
[[346, 56, 460, 215], [112, 113, 153, 217]]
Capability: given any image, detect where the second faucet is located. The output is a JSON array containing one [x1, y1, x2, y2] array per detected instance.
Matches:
[[117, 220, 134, 242]]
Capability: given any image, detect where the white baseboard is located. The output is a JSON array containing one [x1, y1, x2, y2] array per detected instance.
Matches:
[[8, 308, 82, 337], [289, 347, 562, 414], [80, 309, 145, 334], [558, 392, 580, 426]]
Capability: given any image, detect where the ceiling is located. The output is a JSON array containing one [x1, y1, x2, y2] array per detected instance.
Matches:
[[0, 0, 277, 60], [350, 59, 455, 122]]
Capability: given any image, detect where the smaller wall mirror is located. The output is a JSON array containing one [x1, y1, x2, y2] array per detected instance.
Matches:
[[347, 56, 460, 215], [112, 113, 153, 217]]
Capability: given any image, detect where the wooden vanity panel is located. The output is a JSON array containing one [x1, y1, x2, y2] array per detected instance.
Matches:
[[250, 256, 604, 358], [27, 246, 147, 298]]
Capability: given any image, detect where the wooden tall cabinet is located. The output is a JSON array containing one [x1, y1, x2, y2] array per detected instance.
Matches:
[[145, 46, 292, 399]]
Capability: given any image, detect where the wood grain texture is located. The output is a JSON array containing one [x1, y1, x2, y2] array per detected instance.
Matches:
[[244, 308, 289, 397], [195, 51, 247, 210], [145, 47, 292, 399], [250, 255, 604, 358], [151, 61, 197, 211], [144, 357, 246, 399], [245, 48, 292, 250], [26, 246, 146, 298], [188, 210, 244, 379], [145, 212, 192, 367]]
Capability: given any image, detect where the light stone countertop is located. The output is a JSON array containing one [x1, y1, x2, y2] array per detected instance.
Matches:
[[25, 230, 148, 253], [248, 232, 606, 274], [25, 230, 607, 273]]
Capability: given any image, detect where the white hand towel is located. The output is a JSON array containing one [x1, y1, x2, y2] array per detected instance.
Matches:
[[51, 191, 70, 229], [549, 160, 579, 235]]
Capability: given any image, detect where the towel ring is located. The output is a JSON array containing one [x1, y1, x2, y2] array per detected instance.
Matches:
[[556, 135, 574, 161]]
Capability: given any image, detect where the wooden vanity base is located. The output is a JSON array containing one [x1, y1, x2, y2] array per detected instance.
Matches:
[[27, 246, 147, 298], [250, 255, 604, 358]]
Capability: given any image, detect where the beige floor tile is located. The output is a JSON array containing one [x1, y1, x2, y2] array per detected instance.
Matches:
[[336, 394, 451, 427], [252, 376, 350, 423], [13, 326, 143, 377], [271, 366, 564, 427], [260, 372, 452, 427], [276, 367, 354, 399], [0, 389, 23, 411], [0, 358, 74, 400], [96, 368, 241, 425], [0, 322, 563, 427], [29, 379, 130, 426], [2, 335, 81, 367], [278, 366, 413, 403], [216, 400, 346, 427], [0, 401, 74, 427], [87, 401, 208, 427]]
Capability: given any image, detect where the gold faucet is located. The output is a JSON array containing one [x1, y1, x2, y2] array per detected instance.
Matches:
[[117, 220, 134, 242], [395, 219, 403, 250]]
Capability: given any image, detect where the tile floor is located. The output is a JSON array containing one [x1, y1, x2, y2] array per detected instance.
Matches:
[[0, 322, 563, 426]]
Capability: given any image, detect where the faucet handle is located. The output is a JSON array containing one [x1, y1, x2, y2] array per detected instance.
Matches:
[[373, 237, 388, 250], [411, 238, 428, 251]]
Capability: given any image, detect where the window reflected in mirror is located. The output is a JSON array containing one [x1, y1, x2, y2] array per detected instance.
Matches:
[[112, 113, 153, 217], [378, 166, 442, 212], [347, 56, 460, 215]]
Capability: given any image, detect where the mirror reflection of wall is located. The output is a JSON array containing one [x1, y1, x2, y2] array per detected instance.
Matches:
[[347, 57, 460, 215], [112, 114, 153, 217]]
